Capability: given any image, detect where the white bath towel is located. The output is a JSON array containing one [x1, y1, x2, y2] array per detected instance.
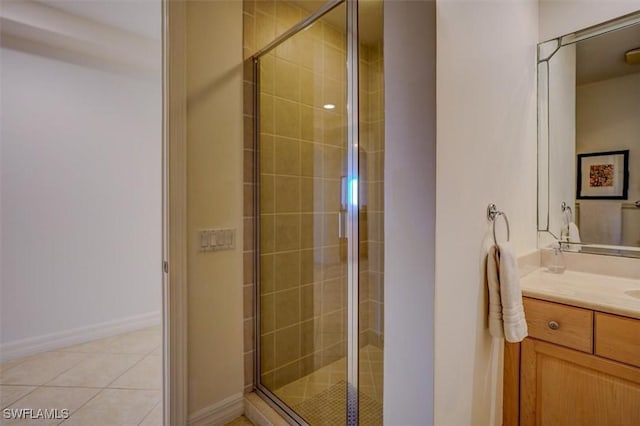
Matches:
[[486, 245, 504, 339], [486, 242, 528, 342], [579, 201, 622, 245], [568, 222, 581, 243]]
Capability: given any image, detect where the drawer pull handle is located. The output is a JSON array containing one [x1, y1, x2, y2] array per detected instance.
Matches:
[[548, 320, 560, 330]]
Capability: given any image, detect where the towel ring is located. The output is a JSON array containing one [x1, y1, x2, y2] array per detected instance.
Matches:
[[487, 203, 510, 244], [561, 201, 572, 220]]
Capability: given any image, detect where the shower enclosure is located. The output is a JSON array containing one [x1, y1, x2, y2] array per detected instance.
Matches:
[[253, 0, 383, 424]]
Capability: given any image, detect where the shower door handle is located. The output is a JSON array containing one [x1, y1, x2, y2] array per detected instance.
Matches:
[[338, 210, 347, 239]]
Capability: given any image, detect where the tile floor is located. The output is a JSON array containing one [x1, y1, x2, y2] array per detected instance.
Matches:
[[272, 345, 383, 425], [0, 326, 162, 425]]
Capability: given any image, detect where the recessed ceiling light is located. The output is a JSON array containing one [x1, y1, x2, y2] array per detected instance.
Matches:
[[323, 104, 336, 110]]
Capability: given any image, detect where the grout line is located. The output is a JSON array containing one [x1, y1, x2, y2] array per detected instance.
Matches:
[[137, 399, 161, 426]]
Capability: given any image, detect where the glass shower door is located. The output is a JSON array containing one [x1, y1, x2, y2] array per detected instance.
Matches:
[[256, 3, 351, 424], [254, 1, 384, 424]]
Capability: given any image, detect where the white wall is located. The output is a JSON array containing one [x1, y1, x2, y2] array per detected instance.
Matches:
[[384, 1, 436, 424], [577, 73, 640, 246], [0, 4, 161, 357], [435, 1, 538, 425], [539, 0, 640, 41]]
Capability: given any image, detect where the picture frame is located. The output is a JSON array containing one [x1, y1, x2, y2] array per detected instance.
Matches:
[[576, 150, 629, 200]]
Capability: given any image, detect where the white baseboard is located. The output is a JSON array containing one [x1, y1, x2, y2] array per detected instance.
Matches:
[[0, 311, 161, 361], [188, 393, 244, 426]]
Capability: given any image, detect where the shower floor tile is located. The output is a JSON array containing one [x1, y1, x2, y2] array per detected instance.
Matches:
[[273, 345, 383, 425]]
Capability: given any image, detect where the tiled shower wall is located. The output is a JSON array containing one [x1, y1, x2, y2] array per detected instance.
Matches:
[[359, 41, 384, 350], [242, 0, 384, 393]]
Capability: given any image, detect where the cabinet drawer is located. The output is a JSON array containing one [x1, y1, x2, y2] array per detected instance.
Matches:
[[595, 313, 640, 368], [523, 298, 593, 353]]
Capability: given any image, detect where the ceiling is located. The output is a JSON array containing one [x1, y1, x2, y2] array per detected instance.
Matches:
[[47, 0, 161, 40], [576, 23, 640, 85]]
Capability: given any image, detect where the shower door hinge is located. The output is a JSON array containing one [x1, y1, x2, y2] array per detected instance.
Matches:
[[163, 261, 169, 273]]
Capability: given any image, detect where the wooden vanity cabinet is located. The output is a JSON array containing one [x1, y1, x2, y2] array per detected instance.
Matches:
[[504, 297, 640, 426]]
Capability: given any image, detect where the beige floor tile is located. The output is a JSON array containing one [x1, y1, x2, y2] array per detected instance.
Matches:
[[59, 327, 161, 355], [138, 401, 163, 426], [225, 415, 253, 426], [0, 353, 86, 386], [0, 386, 35, 410], [149, 346, 162, 356], [46, 354, 143, 388], [1, 387, 100, 426], [0, 360, 26, 374], [60, 389, 160, 426], [109, 355, 161, 390]]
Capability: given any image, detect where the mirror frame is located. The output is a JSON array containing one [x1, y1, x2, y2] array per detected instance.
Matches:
[[537, 10, 640, 257]]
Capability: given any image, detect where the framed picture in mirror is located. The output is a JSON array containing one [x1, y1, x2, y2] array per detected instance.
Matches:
[[577, 150, 629, 199]]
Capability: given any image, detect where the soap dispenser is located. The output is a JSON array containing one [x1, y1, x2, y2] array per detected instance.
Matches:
[[547, 244, 566, 274]]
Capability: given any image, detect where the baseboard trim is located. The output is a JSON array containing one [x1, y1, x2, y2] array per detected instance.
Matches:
[[188, 393, 244, 426], [0, 311, 161, 361]]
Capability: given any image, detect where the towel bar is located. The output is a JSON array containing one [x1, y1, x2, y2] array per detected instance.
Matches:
[[487, 203, 510, 245]]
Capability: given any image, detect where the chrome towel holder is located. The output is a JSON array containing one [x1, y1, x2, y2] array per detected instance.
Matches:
[[487, 203, 510, 244], [561, 201, 572, 221]]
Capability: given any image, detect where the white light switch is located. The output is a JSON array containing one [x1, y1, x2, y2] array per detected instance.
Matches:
[[198, 228, 236, 252]]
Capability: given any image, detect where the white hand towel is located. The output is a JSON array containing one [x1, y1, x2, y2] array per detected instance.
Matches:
[[568, 222, 581, 243], [496, 242, 528, 343], [486, 245, 504, 339]]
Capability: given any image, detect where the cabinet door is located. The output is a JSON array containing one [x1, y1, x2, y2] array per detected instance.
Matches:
[[521, 338, 640, 426]]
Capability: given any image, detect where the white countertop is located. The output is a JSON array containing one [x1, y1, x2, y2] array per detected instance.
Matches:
[[521, 268, 640, 320]]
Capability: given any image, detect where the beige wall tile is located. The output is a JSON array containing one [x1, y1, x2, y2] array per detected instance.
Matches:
[[274, 137, 300, 175], [244, 183, 254, 218], [244, 285, 255, 319], [259, 54, 275, 95], [260, 254, 275, 293], [261, 332, 275, 372], [261, 294, 275, 334], [259, 134, 274, 174], [255, 0, 274, 17], [322, 179, 341, 213], [259, 94, 274, 134], [275, 325, 300, 366], [275, 59, 300, 102], [275, 176, 300, 213], [274, 214, 300, 251], [300, 248, 322, 285], [274, 99, 300, 139], [259, 214, 274, 253], [274, 251, 300, 290], [321, 278, 344, 314], [259, 174, 274, 214], [300, 139, 322, 177], [243, 319, 254, 354], [275, 288, 300, 329]]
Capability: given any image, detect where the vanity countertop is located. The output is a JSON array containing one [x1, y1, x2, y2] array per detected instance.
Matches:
[[521, 268, 640, 320]]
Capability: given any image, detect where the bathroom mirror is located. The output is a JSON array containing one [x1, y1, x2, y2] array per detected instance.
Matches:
[[538, 11, 640, 258]]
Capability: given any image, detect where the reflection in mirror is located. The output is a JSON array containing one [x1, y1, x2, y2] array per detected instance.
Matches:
[[538, 11, 640, 257]]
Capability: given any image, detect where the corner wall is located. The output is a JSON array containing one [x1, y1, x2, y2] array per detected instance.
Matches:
[[435, 1, 538, 425], [383, 1, 436, 424], [185, 0, 244, 419]]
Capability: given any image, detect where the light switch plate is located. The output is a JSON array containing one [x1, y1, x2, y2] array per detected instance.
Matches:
[[198, 228, 235, 252]]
